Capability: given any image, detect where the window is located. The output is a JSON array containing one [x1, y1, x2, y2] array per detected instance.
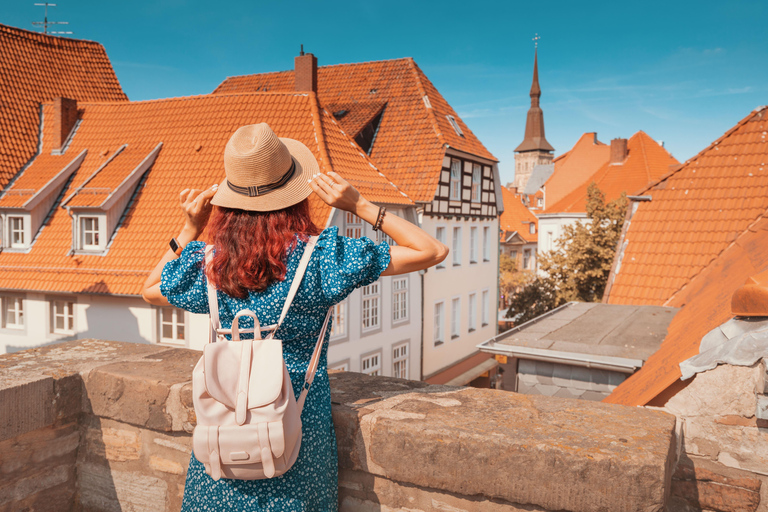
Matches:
[[446, 115, 464, 137], [451, 297, 461, 339], [392, 343, 409, 379], [537, 197, 543, 207], [51, 300, 74, 334], [9, 216, 25, 248], [452, 226, 462, 266], [361, 353, 381, 376], [435, 227, 446, 269], [469, 226, 478, 263], [523, 249, 531, 270], [329, 361, 349, 372], [434, 301, 445, 346], [449, 159, 461, 200], [159, 307, 186, 345], [361, 282, 380, 331], [392, 277, 409, 323], [471, 164, 481, 202], [2, 296, 24, 329], [330, 301, 347, 339], [81, 217, 100, 250], [468, 293, 477, 332], [345, 212, 363, 238], [377, 230, 395, 246], [482, 290, 489, 326], [483, 226, 490, 262], [529, 223, 536, 235]]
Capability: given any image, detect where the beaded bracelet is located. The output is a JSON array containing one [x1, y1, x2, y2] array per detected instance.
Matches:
[[372, 206, 387, 231]]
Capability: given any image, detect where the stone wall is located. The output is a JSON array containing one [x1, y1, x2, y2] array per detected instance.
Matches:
[[0, 339, 677, 512], [659, 362, 768, 512]]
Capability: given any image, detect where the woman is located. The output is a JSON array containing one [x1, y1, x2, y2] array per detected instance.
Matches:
[[141, 123, 447, 511]]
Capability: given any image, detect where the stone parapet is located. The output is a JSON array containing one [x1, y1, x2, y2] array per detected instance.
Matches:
[[0, 339, 677, 512]]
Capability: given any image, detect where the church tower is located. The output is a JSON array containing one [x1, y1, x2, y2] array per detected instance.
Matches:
[[513, 47, 554, 192]]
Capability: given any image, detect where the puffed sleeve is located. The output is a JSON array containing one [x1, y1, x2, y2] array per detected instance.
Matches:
[[160, 240, 209, 314], [314, 226, 391, 305]]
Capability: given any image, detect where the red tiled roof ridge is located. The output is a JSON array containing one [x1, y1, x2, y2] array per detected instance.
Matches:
[[321, 107, 415, 205], [407, 59, 446, 148], [0, 23, 106, 48], [214, 56, 417, 90], [72, 90, 312, 109], [632, 107, 767, 197]]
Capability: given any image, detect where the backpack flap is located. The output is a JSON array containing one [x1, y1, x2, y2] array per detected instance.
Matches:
[[203, 338, 284, 411]]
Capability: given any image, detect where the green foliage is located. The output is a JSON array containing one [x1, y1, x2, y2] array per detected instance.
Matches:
[[505, 183, 628, 324], [540, 183, 628, 303]]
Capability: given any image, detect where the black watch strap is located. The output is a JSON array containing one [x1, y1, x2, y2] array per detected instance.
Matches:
[[169, 237, 183, 255]]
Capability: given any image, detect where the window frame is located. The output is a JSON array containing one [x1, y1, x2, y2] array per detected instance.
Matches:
[[468, 292, 477, 332], [50, 298, 75, 335], [435, 226, 447, 269], [433, 300, 445, 346], [1, 295, 25, 330], [329, 300, 348, 342], [361, 281, 381, 333], [449, 159, 461, 201], [452, 226, 462, 266], [345, 212, 363, 239], [446, 115, 464, 137], [471, 164, 481, 203], [8, 216, 26, 248], [469, 226, 478, 264], [80, 216, 101, 251], [482, 226, 491, 262], [451, 296, 461, 340], [158, 306, 187, 346], [360, 350, 382, 376], [481, 289, 490, 327], [529, 223, 536, 235], [392, 341, 409, 380], [523, 249, 531, 270], [391, 276, 409, 325], [328, 359, 350, 372]]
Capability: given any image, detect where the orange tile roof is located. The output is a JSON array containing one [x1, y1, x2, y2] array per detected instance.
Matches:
[[606, 107, 768, 306], [499, 186, 538, 243], [0, 92, 410, 296], [545, 131, 678, 214], [214, 58, 497, 202], [604, 215, 768, 406], [0, 24, 127, 188], [542, 133, 610, 208]]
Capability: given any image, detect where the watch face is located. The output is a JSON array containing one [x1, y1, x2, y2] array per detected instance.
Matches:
[[170, 238, 180, 253]]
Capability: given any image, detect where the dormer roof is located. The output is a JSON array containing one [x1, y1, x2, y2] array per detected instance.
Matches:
[[0, 23, 127, 188], [0, 150, 86, 209], [214, 58, 497, 202]]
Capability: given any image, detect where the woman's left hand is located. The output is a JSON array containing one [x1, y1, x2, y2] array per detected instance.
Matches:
[[180, 185, 218, 236]]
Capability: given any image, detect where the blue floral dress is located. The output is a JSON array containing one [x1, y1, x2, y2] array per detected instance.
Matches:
[[160, 226, 390, 512]]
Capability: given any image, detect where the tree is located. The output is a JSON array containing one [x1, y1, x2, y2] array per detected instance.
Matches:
[[498, 253, 534, 307], [506, 183, 628, 322]]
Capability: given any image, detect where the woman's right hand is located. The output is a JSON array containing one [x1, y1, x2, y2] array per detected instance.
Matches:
[[309, 171, 367, 213]]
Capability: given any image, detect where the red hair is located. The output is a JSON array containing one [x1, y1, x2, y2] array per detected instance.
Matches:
[[205, 199, 320, 299]]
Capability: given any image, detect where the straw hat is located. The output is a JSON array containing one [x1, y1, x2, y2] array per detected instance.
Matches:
[[211, 123, 318, 211]]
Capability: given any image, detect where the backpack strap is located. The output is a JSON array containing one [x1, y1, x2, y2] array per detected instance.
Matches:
[[297, 307, 333, 412], [204, 245, 220, 344]]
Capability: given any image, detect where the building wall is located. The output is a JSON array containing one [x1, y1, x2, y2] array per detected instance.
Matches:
[[536, 213, 589, 262]]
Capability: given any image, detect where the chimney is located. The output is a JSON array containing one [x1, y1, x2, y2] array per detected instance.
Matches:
[[610, 138, 628, 164], [53, 97, 78, 151], [295, 47, 317, 93]]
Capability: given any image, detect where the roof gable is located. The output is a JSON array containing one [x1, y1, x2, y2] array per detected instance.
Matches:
[[605, 107, 768, 306], [542, 133, 610, 208], [500, 186, 538, 243], [214, 58, 497, 202], [0, 24, 127, 188], [544, 131, 677, 214]]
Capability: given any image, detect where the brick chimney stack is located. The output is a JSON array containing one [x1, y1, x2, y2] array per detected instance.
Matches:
[[53, 97, 78, 151], [610, 138, 628, 164], [295, 47, 317, 93]]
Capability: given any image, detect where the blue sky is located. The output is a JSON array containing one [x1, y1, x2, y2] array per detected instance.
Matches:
[[5, 0, 767, 185]]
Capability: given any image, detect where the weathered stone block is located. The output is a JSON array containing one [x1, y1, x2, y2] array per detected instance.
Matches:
[[149, 455, 184, 475], [0, 375, 54, 442], [84, 426, 142, 462], [78, 462, 168, 512], [671, 455, 761, 512]]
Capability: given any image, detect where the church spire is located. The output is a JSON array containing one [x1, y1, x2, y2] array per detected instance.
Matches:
[[514, 47, 554, 153]]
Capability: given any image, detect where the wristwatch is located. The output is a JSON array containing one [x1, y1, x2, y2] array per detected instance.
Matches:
[[169, 237, 183, 256]]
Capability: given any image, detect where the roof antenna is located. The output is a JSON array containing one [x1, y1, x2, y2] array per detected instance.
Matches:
[[32, 3, 72, 35], [300, 44, 305, 56]]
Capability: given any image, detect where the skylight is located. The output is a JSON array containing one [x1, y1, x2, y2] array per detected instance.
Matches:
[[446, 115, 463, 137]]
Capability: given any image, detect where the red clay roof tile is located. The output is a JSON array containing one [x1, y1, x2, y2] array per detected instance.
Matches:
[[542, 132, 610, 208], [0, 24, 127, 188]]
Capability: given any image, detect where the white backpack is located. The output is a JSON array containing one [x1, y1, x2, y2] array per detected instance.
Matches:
[[192, 236, 331, 480]]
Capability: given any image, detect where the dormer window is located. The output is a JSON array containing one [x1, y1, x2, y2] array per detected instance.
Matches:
[[529, 223, 536, 235], [81, 217, 101, 250], [9, 216, 25, 248]]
